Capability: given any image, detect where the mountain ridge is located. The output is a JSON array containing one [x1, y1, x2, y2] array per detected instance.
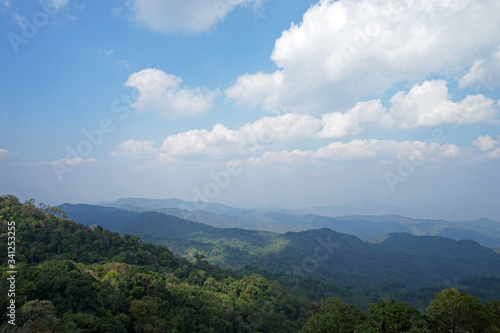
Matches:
[[59, 202, 500, 295]]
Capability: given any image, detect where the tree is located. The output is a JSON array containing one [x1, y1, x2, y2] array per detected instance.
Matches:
[[301, 298, 368, 333], [485, 301, 500, 333], [368, 299, 427, 333], [19, 299, 58, 331], [427, 288, 491, 332]]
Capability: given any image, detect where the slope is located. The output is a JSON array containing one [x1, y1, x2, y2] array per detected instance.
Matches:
[[0, 195, 310, 332]]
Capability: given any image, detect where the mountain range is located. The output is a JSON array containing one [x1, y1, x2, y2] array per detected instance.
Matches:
[[59, 198, 500, 305], [64, 197, 500, 248]]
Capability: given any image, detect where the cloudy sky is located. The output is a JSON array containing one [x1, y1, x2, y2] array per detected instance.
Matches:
[[1, 0, 499, 220]]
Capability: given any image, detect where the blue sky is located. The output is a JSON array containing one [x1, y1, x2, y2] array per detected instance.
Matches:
[[1, 0, 500, 220]]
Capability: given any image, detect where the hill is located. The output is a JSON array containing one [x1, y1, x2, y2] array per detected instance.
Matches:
[[91, 198, 500, 248], [0, 195, 310, 332], [60, 204, 500, 299]]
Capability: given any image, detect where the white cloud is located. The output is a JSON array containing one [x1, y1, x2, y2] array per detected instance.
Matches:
[[159, 113, 321, 157], [459, 48, 500, 92], [226, 0, 500, 112], [125, 68, 218, 118], [239, 113, 321, 142], [389, 80, 499, 128], [225, 71, 284, 110], [118, 79, 500, 162], [108, 112, 320, 162], [1, 0, 10, 8], [37, 157, 99, 167], [110, 139, 158, 158], [160, 124, 240, 157], [484, 148, 500, 160], [472, 135, 499, 152], [129, 0, 260, 34], [246, 139, 461, 165], [471, 135, 500, 160], [317, 80, 499, 138], [319, 99, 391, 138]]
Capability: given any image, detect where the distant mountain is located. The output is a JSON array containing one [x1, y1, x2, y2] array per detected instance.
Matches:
[[62, 199, 500, 248], [104, 197, 248, 215], [58, 203, 140, 230], [60, 198, 500, 249], [61, 204, 500, 294]]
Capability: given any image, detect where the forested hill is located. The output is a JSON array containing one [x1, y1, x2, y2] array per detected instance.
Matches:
[[0, 195, 310, 332], [93, 198, 500, 248], [2, 196, 500, 332], [62, 206, 500, 294]]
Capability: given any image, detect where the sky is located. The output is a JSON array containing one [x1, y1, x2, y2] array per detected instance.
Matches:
[[1, 0, 500, 220]]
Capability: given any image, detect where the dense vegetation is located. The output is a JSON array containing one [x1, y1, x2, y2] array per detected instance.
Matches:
[[0, 195, 310, 332], [302, 290, 500, 333], [2, 195, 500, 332], [95, 198, 500, 248], [62, 207, 500, 306]]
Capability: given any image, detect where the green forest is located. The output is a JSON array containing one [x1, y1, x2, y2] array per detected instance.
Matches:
[[1, 195, 500, 332]]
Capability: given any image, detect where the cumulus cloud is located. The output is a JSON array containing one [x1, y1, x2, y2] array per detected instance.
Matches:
[[472, 135, 499, 152], [239, 113, 321, 142], [110, 139, 158, 158], [484, 148, 500, 160], [129, 0, 260, 34], [225, 71, 284, 110], [117, 79, 500, 161], [319, 80, 499, 137], [471, 135, 500, 160], [125, 68, 218, 118], [459, 48, 500, 92], [225, 0, 500, 112], [319, 99, 392, 138], [389, 80, 499, 128], [108, 112, 320, 162], [245, 139, 461, 165], [159, 113, 322, 157], [160, 124, 240, 157]]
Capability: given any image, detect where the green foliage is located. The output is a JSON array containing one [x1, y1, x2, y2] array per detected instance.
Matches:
[[427, 288, 494, 332], [301, 298, 368, 333], [1, 195, 500, 332], [98, 209, 500, 305], [302, 293, 500, 333], [19, 299, 58, 331], [368, 299, 427, 332], [0, 195, 309, 332]]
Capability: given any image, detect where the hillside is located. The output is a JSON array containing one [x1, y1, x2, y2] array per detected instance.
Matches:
[[61, 204, 500, 300], [0, 195, 310, 332], [3, 195, 500, 332], [90, 198, 500, 248]]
